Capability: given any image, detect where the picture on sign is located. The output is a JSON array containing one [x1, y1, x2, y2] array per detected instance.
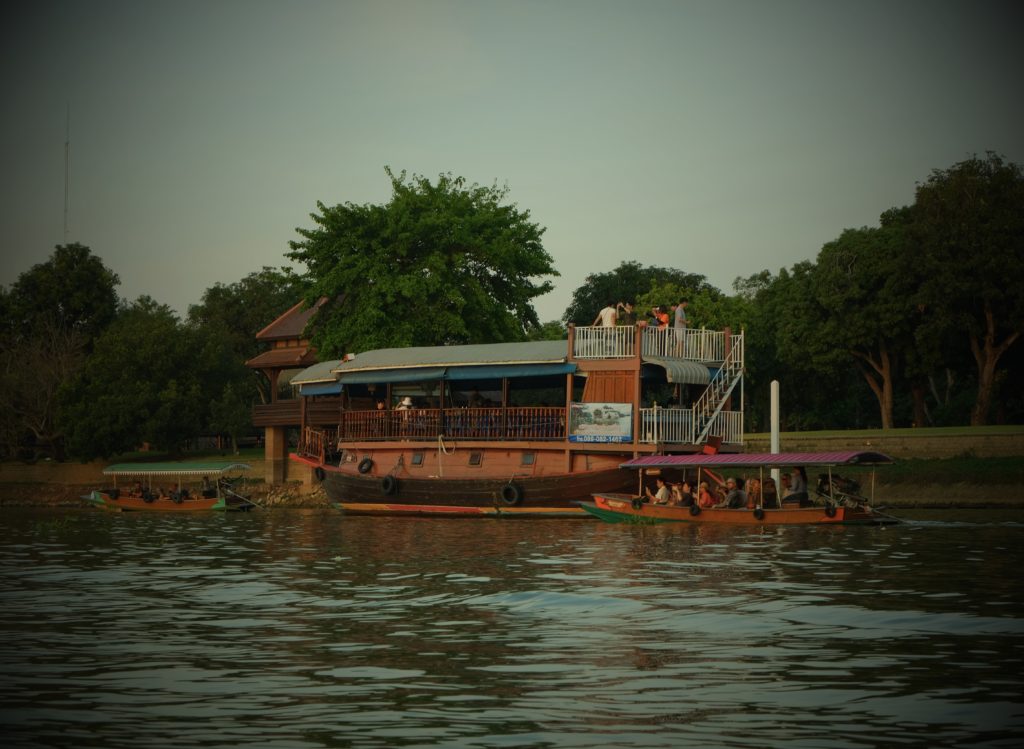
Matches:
[[568, 402, 633, 443]]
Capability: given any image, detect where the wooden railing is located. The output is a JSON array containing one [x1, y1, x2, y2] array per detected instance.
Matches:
[[572, 325, 741, 365], [638, 407, 743, 445], [252, 400, 301, 427], [252, 397, 342, 428], [640, 327, 733, 363], [572, 325, 636, 358], [337, 407, 566, 442], [297, 426, 338, 463]]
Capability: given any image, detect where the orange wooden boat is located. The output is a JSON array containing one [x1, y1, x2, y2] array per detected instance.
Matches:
[[84, 462, 255, 512], [580, 451, 899, 525]]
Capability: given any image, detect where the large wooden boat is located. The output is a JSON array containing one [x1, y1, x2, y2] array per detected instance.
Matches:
[[290, 324, 746, 516], [84, 462, 255, 512], [580, 451, 899, 525]]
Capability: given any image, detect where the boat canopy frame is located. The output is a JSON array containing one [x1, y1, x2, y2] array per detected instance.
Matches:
[[621, 451, 894, 511], [102, 462, 253, 477]]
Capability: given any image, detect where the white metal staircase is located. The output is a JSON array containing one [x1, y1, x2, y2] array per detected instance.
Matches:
[[692, 334, 744, 444]]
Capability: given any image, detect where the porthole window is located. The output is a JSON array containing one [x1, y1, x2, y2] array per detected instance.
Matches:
[[469, 452, 483, 466], [411, 452, 424, 466], [521, 452, 535, 466]]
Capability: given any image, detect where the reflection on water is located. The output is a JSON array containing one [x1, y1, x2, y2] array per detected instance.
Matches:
[[1, 509, 1022, 748]]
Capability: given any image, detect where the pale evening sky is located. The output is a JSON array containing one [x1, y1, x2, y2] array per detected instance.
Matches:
[[2, 0, 1021, 324]]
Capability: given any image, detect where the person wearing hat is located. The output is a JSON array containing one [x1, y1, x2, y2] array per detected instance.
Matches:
[[395, 396, 414, 411], [715, 477, 747, 509]]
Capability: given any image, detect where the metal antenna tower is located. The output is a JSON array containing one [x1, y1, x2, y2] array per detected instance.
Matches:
[[64, 104, 71, 243]]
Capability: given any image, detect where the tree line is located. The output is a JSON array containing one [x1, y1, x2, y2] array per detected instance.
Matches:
[[1, 154, 1019, 462]]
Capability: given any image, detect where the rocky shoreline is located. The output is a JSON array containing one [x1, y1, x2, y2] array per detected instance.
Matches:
[[0, 483, 332, 509]]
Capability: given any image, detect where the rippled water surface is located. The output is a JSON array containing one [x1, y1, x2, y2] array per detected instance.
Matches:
[[1, 508, 1022, 748]]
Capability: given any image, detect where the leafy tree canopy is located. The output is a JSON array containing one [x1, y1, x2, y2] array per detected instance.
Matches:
[[561, 261, 715, 326], [810, 225, 919, 428], [0, 244, 119, 460], [5, 243, 119, 344], [59, 297, 242, 459], [910, 152, 1024, 424], [187, 265, 310, 361], [287, 168, 558, 356], [188, 266, 310, 404]]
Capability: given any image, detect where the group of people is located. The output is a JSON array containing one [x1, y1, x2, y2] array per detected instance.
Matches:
[[643, 466, 810, 510], [375, 391, 494, 411], [376, 397, 415, 411], [592, 299, 688, 331]]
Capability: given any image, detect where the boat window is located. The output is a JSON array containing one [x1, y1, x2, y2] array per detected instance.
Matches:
[[468, 451, 483, 466], [521, 452, 535, 466], [411, 451, 424, 466]]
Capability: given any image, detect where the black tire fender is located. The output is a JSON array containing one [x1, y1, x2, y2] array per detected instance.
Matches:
[[690, 504, 701, 516], [825, 504, 837, 518], [358, 457, 374, 474], [314, 466, 326, 482], [753, 507, 765, 521], [631, 498, 643, 511], [501, 483, 522, 506], [381, 475, 398, 496]]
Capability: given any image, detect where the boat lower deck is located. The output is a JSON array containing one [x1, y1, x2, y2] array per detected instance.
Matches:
[[583, 493, 898, 525]]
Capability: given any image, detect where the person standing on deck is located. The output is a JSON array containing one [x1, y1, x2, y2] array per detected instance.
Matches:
[[672, 298, 688, 356], [593, 302, 618, 327]]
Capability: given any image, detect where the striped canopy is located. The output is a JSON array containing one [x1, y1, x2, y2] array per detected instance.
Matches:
[[102, 462, 252, 477]]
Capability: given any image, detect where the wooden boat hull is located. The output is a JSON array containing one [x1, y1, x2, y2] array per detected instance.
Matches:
[[300, 457, 635, 517], [83, 490, 253, 512], [582, 493, 898, 525]]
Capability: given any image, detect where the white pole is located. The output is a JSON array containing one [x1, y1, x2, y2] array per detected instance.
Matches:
[[770, 380, 781, 488]]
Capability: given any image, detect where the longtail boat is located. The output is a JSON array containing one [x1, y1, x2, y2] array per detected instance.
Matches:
[[83, 462, 255, 512], [580, 451, 898, 525]]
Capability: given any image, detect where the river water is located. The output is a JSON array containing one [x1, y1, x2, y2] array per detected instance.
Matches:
[[1, 508, 1022, 748]]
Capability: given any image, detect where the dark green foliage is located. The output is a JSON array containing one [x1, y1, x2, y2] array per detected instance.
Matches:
[[561, 261, 715, 326], [5, 243, 119, 345], [910, 153, 1024, 425], [287, 169, 558, 356], [187, 266, 310, 404], [59, 298, 243, 460], [0, 245, 120, 460], [525, 320, 569, 341]]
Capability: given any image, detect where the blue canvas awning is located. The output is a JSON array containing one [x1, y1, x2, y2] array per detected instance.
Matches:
[[444, 362, 575, 380], [337, 362, 574, 386], [338, 367, 447, 385], [300, 381, 343, 395]]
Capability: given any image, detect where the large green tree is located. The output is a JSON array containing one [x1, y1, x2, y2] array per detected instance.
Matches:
[[287, 169, 557, 356], [810, 225, 919, 429], [59, 297, 240, 459], [5, 243, 119, 343], [188, 266, 310, 404], [740, 264, 878, 432], [0, 244, 120, 460], [910, 153, 1024, 425]]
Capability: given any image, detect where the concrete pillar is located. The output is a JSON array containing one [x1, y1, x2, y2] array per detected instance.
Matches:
[[264, 426, 288, 484]]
